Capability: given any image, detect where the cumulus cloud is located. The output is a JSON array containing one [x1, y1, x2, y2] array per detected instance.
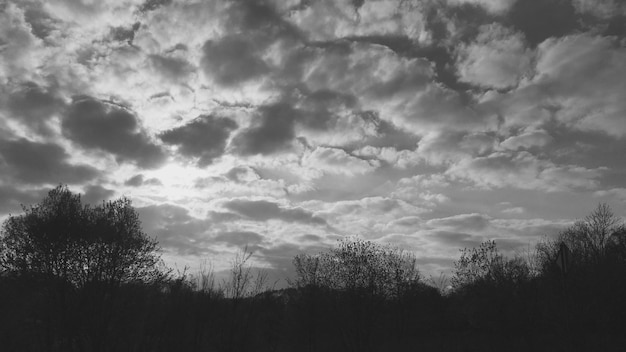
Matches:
[[572, 0, 626, 19], [2, 82, 66, 135], [506, 0, 579, 46], [449, 0, 518, 15], [0, 185, 48, 215], [231, 103, 296, 155], [500, 129, 553, 150], [124, 174, 162, 187], [447, 151, 605, 192], [148, 54, 195, 83], [201, 35, 269, 87], [2, 0, 624, 279], [214, 231, 265, 248], [81, 184, 115, 205], [137, 203, 213, 256], [63, 97, 166, 168], [302, 146, 379, 176], [222, 199, 327, 226], [427, 230, 484, 248], [160, 115, 237, 167], [533, 34, 626, 137], [0, 137, 99, 185], [456, 23, 532, 89], [427, 213, 492, 231]]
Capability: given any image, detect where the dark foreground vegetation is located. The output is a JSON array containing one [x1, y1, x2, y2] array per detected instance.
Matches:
[[1, 186, 626, 351]]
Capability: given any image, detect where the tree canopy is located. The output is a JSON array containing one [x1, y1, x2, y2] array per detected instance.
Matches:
[[292, 237, 422, 298], [0, 185, 166, 287]]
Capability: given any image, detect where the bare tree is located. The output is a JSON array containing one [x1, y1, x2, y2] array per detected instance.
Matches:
[[221, 246, 268, 300], [292, 237, 422, 298]]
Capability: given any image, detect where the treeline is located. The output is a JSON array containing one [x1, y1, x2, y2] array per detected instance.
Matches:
[[1, 186, 626, 351]]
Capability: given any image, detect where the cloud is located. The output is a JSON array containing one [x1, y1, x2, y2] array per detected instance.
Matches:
[[447, 151, 605, 192], [222, 199, 327, 226], [231, 103, 296, 155], [81, 184, 115, 205], [201, 35, 269, 87], [301, 146, 379, 176], [137, 203, 214, 256], [0, 137, 99, 185], [63, 97, 167, 168], [311, 196, 429, 235], [124, 174, 162, 187], [354, 146, 421, 169], [214, 231, 264, 248], [456, 23, 532, 89], [500, 129, 553, 150], [2, 82, 66, 135], [449, 0, 518, 15], [224, 166, 261, 183], [160, 115, 238, 167], [0, 185, 48, 215], [427, 213, 491, 231], [139, 0, 173, 13], [506, 0, 579, 46], [427, 230, 484, 248], [148, 54, 195, 83], [572, 0, 626, 20], [0, 3, 46, 81], [533, 34, 626, 137]]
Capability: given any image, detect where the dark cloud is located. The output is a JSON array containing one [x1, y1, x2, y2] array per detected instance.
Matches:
[[201, 35, 269, 86], [109, 22, 141, 45], [604, 15, 626, 37], [225, 0, 302, 40], [293, 88, 357, 130], [222, 199, 327, 226], [125, 174, 144, 187], [137, 204, 213, 256], [22, 4, 60, 40], [139, 0, 172, 13], [0, 185, 47, 215], [159, 115, 238, 167], [63, 97, 166, 168], [506, 0, 579, 46], [81, 184, 115, 205], [349, 111, 419, 152], [124, 174, 162, 187], [148, 54, 195, 82], [0, 137, 99, 185], [231, 103, 296, 155], [4, 82, 65, 135], [214, 231, 264, 248]]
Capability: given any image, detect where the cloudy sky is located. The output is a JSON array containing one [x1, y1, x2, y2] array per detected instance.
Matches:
[[2, 0, 626, 282]]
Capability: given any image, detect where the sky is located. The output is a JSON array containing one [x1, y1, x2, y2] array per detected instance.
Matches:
[[1, 0, 626, 284]]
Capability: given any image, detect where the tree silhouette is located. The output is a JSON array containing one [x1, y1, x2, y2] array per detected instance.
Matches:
[[537, 203, 626, 273], [0, 185, 166, 287], [293, 237, 422, 298]]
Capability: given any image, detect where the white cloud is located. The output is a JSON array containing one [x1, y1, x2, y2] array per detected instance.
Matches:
[[533, 34, 626, 137], [288, 0, 429, 42], [456, 23, 532, 89], [301, 146, 379, 176], [500, 129, 553, 150], [447, 151, 605, 192]]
